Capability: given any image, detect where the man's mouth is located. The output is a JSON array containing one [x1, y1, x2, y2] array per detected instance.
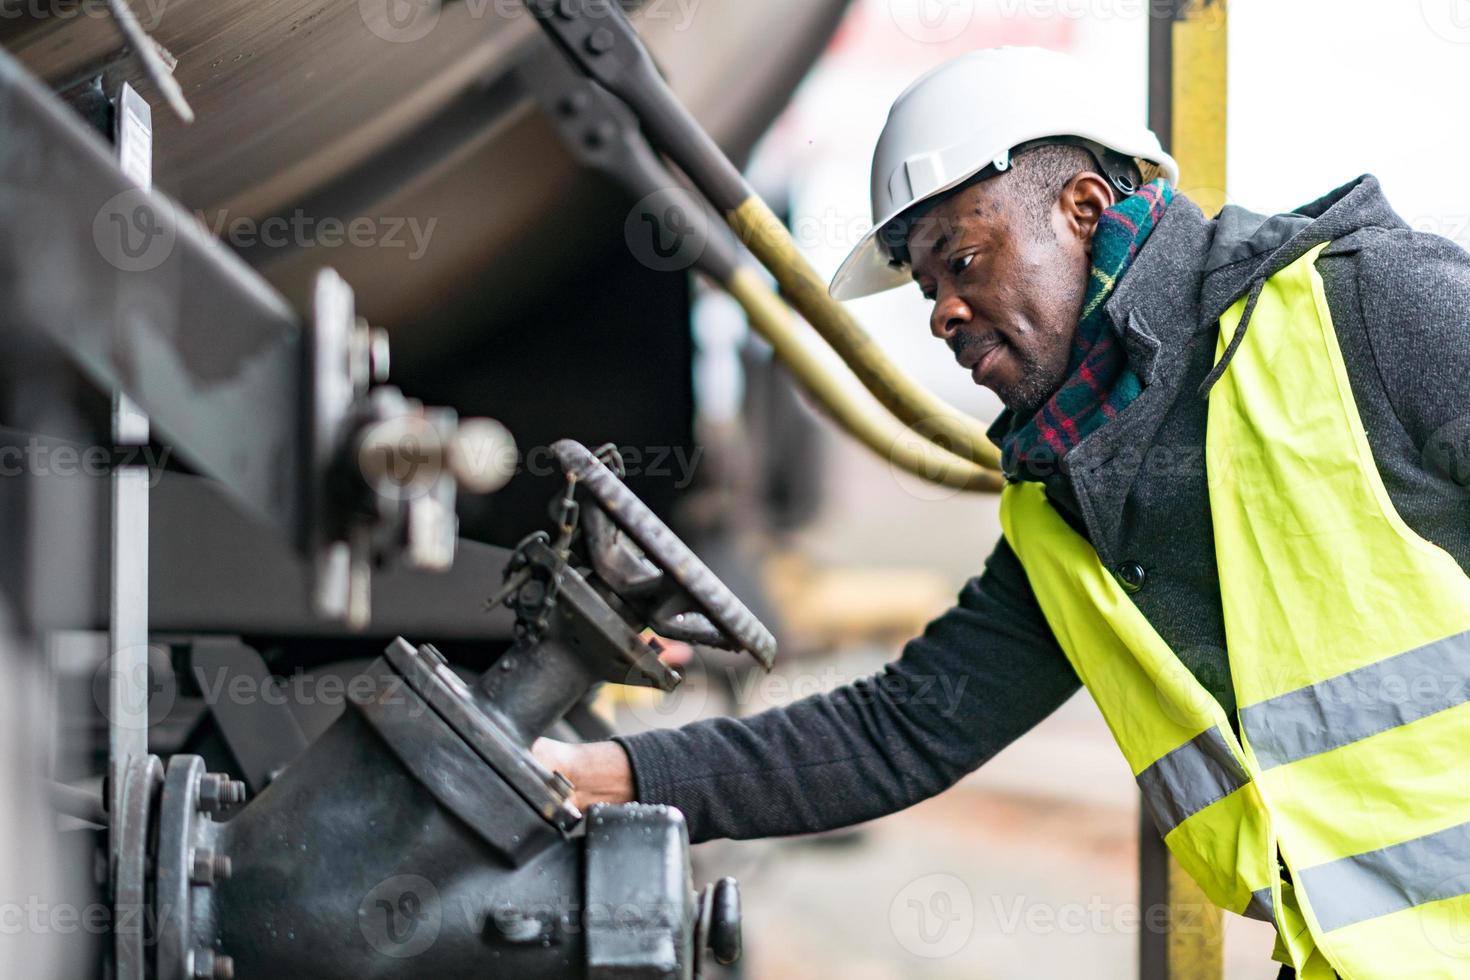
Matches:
[[970, 343, 1005, 384], [955, 337, 1005, 385]]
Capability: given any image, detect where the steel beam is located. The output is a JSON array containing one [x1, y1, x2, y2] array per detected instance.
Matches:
[[0, 46, 306, 539]]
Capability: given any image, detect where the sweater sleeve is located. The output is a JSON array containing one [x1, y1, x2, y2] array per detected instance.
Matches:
[[1352, 226, 1470, 485], [612, 537, 1081, 843]]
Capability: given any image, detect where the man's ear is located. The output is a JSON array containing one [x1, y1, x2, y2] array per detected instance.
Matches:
[[1059, 172, 1117, 254]]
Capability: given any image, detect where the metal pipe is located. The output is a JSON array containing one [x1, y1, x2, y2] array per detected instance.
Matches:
[[50, 782, 107, 826], [520, 52, 1003, 492], [525, 0, 1003, 472]]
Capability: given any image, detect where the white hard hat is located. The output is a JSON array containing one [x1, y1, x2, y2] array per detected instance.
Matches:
[[829, 46, 1179, 301]]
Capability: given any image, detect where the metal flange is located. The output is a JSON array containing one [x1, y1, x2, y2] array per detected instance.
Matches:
[[114, 756, 164, 980]]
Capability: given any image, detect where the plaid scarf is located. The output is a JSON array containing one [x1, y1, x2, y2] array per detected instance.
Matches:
[[1000, 179, 1173, 482]]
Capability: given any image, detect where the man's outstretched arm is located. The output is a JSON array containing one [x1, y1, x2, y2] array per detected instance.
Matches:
[[536, 538, 1081, 843]]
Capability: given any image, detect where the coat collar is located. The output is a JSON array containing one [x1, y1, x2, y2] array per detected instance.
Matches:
[[1028, 175, 1404, 564], [1048, 193, 1216, 564]]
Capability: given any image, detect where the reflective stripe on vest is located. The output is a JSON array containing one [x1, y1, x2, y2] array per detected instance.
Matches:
[[1001, 241, 1470, 979]]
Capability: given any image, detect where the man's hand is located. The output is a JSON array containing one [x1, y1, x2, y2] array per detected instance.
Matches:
[[532, 738, 636, 810]]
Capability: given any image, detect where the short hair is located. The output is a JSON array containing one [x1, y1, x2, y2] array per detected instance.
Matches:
[[1006, 142, 1106, 230], [883, 142, 1113, 264]]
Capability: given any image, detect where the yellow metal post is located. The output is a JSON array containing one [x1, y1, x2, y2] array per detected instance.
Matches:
[[1141, 3, 1228, 980], [1169, 0, 1229, 216]]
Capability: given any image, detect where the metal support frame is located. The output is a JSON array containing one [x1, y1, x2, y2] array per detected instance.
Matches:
[[107, 82, 153, 980], [0, 46, 513, 629], [1142, 3, 1229, 980]]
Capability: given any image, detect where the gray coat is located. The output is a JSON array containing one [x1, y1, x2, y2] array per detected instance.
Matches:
[[618, 175, 1470, 844]]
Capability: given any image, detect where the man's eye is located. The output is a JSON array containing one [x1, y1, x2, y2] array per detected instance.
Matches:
[[950, 254, 975, 276]]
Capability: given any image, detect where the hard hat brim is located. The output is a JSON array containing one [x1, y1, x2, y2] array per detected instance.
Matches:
[[829, 141, 1179, 302]]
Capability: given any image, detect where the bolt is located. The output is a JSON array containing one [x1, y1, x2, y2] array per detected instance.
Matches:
[[586, 27, 615, 55], [583, 120, 618, 150], [367, 327, 390, 384], [198, 773, 248, 815], [192, 950, 235, 979], [557, 91, 590, 117], [190, 849, 233, 886]]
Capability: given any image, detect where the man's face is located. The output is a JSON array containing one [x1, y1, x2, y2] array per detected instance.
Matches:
[[906, 172, 1103, 419]]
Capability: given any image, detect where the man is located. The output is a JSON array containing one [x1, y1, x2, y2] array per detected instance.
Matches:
[[536, 47, 1470, 978]]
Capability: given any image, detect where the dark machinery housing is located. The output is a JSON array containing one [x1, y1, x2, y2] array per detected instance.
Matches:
[[116, 442, 764, 980], [0, 0, 1009, 977]]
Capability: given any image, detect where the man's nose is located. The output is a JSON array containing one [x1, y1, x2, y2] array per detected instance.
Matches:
[[930, 291, 971, 340]]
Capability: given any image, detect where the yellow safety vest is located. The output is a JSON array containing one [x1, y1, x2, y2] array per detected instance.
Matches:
[[1000, 243, 1470, 979]]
